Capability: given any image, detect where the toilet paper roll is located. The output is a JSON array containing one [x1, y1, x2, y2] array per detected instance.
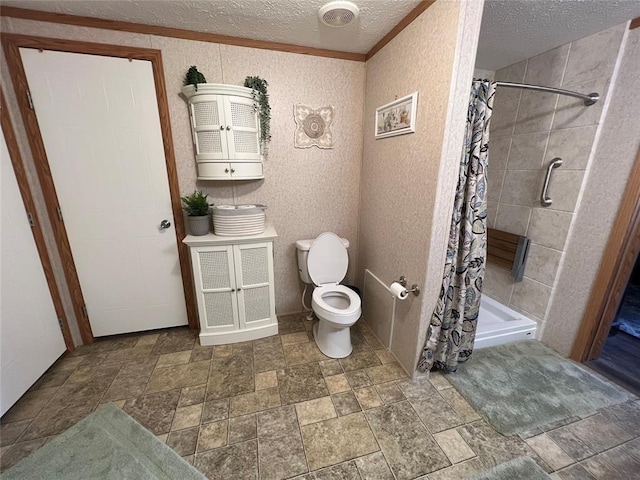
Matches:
[[390, 282, 409, 300]]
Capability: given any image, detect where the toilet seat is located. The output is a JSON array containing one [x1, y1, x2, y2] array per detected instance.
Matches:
[[312, 284, 361, 325], [307, 232, 348, 286]]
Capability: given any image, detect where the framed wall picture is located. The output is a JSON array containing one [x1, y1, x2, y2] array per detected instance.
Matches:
[[375, 92, 418, 139]]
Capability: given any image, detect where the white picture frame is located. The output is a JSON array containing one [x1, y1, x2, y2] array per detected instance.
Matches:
[[374, 92, 418, 139]]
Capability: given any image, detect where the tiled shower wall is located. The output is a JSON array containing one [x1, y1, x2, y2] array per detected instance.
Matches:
[[483, 23, 626, 332], [543, 25, 640, 355]]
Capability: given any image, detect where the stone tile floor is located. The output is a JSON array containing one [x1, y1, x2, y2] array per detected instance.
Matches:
[[1, 314, 639, 479]]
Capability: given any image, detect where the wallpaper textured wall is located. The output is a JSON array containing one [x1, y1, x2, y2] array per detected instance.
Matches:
[[358, 0, 483, 374], [1, 17, 365, 344]]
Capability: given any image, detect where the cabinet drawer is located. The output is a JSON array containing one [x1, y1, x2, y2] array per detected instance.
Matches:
[[197, 162, 264, 180], [197, 162, 231, 179], [230, 162, 263, 179]]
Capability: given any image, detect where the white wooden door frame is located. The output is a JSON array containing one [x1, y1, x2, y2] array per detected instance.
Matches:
[[2, 34, 199, 343]]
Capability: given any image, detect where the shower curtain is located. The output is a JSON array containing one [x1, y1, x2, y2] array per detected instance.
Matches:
[[418, 80, 495, 373]]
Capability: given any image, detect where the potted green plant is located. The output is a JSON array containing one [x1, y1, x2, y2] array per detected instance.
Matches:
[[184, 66, 207, 91], [181, 190, 212, 236], [244, 76, 271, 154]]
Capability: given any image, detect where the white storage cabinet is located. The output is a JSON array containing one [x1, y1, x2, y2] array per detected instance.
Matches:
[[182, 84, 263, 180], [184, 226, 277, 345]]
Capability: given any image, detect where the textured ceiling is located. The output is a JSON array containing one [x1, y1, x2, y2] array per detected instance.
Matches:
[[5, 0, 639, 66], [1, 0, 423, 54], [477, 0, 640, 71]]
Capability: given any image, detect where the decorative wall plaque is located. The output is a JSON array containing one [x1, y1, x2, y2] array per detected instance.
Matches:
[[294, 104, 334, 149]]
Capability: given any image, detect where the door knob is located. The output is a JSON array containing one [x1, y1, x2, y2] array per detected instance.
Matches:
[[160, 220, 171, 229], [226, 126, 232, 131]]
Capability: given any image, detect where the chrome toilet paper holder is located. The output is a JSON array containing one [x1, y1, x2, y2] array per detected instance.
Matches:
[[398, 276, 420, 297]]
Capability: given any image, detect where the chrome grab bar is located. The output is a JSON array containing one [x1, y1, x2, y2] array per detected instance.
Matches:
[[541, 158, 563, 207]]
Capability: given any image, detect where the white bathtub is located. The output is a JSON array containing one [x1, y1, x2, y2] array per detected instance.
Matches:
[[474, 295, 537, 349]]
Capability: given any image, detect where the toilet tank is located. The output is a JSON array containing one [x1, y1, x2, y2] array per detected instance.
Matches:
[[295, 237, 349, 285]]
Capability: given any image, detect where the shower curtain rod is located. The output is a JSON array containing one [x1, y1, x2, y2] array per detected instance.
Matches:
[[495, 81, 599, 106]]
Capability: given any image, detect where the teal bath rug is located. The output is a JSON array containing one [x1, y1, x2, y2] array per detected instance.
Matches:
[[446, 340, 633, 435], [467, 456, 551, 480], [3, 403, 206, 480]]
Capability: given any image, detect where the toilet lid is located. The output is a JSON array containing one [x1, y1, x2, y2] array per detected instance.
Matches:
[[307, 232, 348, 286]]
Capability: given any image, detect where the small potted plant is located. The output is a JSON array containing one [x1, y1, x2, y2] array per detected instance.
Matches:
[[181, 190, 212, 236], [184, 66, 207, 91]]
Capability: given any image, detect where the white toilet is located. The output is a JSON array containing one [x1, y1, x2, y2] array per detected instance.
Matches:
[[295, 232, 361, 358]]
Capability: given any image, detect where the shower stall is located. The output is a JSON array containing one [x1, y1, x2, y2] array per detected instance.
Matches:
[[477, 22, 629, 345], [475, 296, 536, 349], [475, 79, 602, 348]]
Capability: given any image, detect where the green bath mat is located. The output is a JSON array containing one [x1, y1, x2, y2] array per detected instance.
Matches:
[[3, 403, 206, 480], [467, 456, 551, 480], [446, 340, 633, 435]]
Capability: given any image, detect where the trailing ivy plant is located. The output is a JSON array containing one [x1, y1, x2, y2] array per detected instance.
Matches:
[[180, 190, 211, 216], [184, 66, 207, 91], [244, 76, 271, 153]]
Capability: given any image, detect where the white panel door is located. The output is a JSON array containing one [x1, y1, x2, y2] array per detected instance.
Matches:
[[0, 130, 66, 415], [20, 49, 187, 337]]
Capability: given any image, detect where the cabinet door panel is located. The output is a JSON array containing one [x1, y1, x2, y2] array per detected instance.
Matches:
[[190, 94, 228, 161], [195, 130, 225, 157], [194, 246, 239, 331], [242, 285, 272, 324], [234, 243, 275, 328], [203, 291, 236, 328], [199, 248, 234, 289], [192, 97, 222, 127], [238, 243, 270, 285], [225, 95, 262, 161]]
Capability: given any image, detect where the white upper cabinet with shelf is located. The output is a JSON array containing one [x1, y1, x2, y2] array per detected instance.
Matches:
[[182, 84, 263, 180]]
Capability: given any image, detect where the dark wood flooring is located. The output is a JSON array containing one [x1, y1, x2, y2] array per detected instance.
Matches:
[[587, 329, 640, 396]]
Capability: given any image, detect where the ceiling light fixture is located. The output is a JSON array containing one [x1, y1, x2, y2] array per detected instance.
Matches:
[[318, 1, 360, 27]]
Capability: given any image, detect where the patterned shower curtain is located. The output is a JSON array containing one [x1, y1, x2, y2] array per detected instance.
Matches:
[[418, 80, 496, 373]]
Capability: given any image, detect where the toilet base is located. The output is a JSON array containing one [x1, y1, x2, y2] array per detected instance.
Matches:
[[313, 320, 353, 359]]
